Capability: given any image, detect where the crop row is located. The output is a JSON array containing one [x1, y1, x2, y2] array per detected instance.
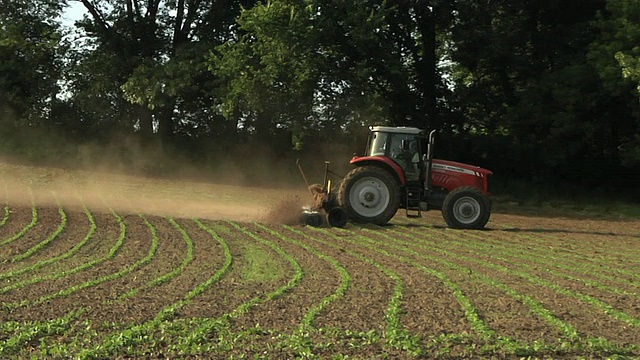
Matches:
[[0, 201, 638, 358]]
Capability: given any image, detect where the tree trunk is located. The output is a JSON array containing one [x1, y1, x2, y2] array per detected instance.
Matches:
[[157, 103, 175, 146], [414, 4, 438, 130], [136, 104, 154, 142]]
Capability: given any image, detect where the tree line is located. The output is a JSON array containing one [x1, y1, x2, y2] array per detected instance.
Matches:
[[1, 0, 639, 197]]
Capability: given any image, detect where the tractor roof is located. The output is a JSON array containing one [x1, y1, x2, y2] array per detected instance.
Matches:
[[369, 126, 425, 135]]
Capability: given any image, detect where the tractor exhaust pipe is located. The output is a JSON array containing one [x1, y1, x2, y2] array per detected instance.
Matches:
[[424, 130, 436, 191]]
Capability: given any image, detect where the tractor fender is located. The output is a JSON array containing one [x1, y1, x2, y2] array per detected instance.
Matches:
[[349, 156, 406, 185]]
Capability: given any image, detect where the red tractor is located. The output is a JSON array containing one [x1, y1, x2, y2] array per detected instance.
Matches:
[[302, 126, 492, 229]]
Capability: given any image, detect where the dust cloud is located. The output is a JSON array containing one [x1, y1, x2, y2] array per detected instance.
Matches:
[[0, 129, 355, 224], [0, 161, 310, 224], [259, 195, 305, 225]]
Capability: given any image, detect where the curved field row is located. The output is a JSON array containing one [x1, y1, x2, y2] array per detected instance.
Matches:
[[0, 205, 37, 249], [430, 228, 640, 300], [0, 199, 638, 359], [360, 226, 640, 345]]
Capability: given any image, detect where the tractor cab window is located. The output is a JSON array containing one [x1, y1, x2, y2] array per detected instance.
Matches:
[[389, 134, 421, 181], [368, 132, 389, 156]]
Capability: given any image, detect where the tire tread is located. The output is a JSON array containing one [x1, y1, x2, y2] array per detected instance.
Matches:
[[337, 166, 400, 225], [442, 186, 491, 229]]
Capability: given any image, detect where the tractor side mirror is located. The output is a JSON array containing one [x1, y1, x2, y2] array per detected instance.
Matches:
[[401, 139, 409, 150]]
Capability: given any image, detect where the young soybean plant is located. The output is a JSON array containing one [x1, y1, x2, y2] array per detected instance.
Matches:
[[0, 189, 38, 247], [11, 191, 67, 263]]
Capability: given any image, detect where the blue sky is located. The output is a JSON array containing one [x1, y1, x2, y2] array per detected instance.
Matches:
[[60, 1, 87, 25]]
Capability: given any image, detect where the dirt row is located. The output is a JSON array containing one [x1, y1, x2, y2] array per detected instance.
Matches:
[[353, 225, 640, 347], [1, 205, 639, 358]]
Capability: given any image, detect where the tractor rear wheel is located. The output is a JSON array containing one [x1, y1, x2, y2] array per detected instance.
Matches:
[[442, 186, 491, 229], [338, 166, 400, 225]]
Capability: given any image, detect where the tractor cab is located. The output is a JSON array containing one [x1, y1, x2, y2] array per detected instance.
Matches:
[[365, 126, 425, 182]]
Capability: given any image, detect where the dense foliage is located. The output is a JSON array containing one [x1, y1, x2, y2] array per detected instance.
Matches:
[[1, 0, 639, 196]]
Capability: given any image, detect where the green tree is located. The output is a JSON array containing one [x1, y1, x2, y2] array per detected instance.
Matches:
[[589, 0, 640, 167], [212, 0, 319, 145], [65, 0, 253, 147], [0, 0, 65, 126], [594, 0, 640, 92], [447, 0, 640, 190], [212, 0, 456, 149]]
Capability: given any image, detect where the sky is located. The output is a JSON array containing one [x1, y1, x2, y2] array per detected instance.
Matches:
[[60, 1, 87, 25]]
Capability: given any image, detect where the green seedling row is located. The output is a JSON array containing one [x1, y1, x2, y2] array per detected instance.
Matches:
[[82, 220, 288, 358], [0, 207, 126, 297], [1, 212, 638, 359], [11, 198, 67, 263], [0, 309, 85, 357], [0, 204, 96, 281], [379, 226, 638, 356], [408, 228, 640, 329], [9, 213, 158, 309], [353, 226, 579, 357], [425, 227, 640, 300], [494, 223, 640, 269], [117, 216, 195, 300], [172, 218, 235, 353], [262, 224, 352, 331], [0, 205, 7, 228], [0, 197, 37, 247], [167, 220, 288, 356], [170, 221, 305, 357], [381, 228, 583, 343], [253, 223, 352, 358], [281, 225, 421, 356], [450, 226, 640, 285], [309, 225, 530, 357]]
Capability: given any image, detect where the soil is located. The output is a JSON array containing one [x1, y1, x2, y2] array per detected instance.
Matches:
[[1, 167, 639, 358]]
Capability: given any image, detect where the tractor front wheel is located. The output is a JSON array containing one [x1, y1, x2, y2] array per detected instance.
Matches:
[[338, 166, 400, 225], [442, 186, 491, 229]]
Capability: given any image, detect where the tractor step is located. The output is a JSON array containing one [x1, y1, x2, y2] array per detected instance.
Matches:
[[405, 185, 422, 218]]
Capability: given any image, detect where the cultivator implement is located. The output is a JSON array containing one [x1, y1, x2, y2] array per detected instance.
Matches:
[[296, 160, 348, 228]]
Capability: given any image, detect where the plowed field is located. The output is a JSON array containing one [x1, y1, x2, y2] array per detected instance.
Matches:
[[1, 163, 639, 359]]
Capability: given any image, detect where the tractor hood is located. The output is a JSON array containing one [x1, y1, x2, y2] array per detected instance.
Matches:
[[431, 159, 492, 194], [432, 159, 493, 177]]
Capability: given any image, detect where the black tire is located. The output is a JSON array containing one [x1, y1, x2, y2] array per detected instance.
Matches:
[[337, 166, 400, 225], [301, 212, 324, 227], [442, 186, 491, 229], [326, 183, 341, 209], [326, 207, 349, 228]]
